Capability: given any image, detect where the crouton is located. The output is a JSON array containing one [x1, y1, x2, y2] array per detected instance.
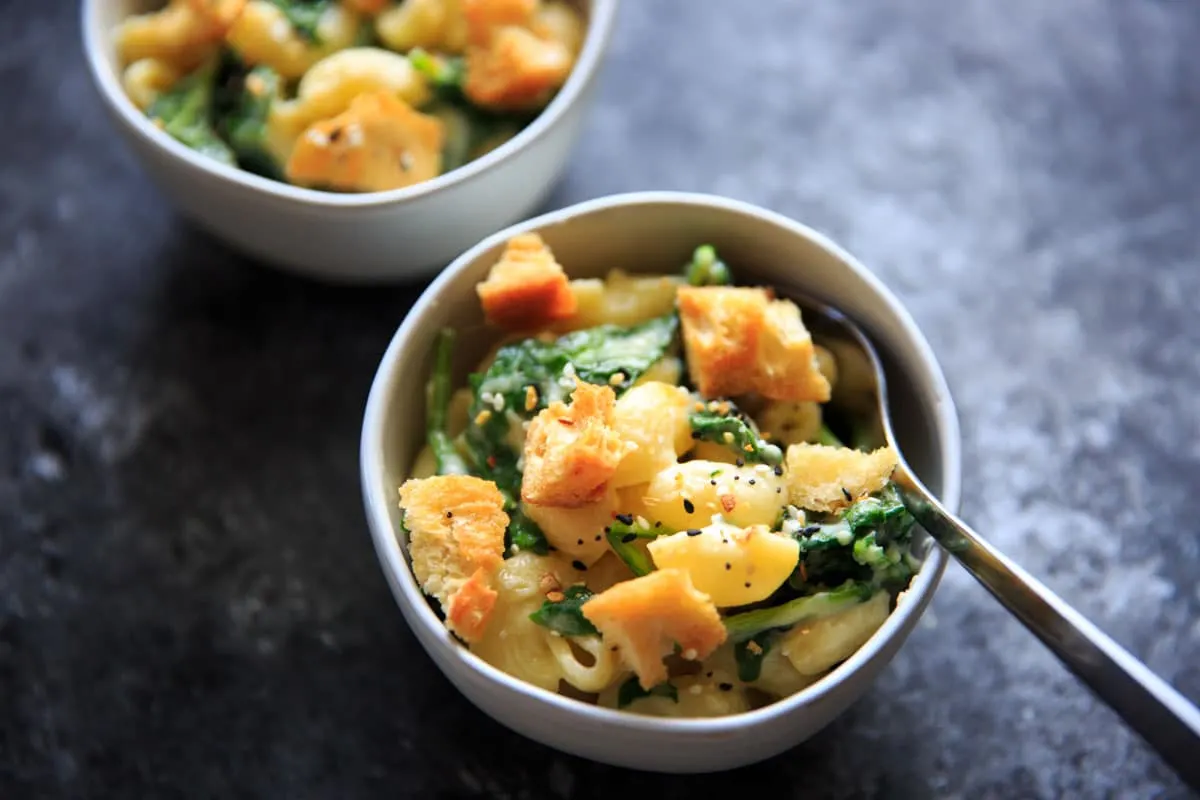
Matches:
[[785, 443, 898, 512], [581, 569, 727, 690], [465, 25, 574, 110], [463, 0, 537, 44], [446, 567, 500, 642], [476, 233, 577, 331], [521, 383, 633, 507], [677, 286, 831, 403], [286, 91, 444, 192], [758, 298, 832, 402], [399, 475, 508, 641]]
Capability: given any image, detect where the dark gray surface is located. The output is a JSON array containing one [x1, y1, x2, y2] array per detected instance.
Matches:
[[3, 1, 1199, 797]]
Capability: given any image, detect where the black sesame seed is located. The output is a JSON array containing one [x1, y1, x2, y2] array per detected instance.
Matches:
[[706, 671, 714, 678], [654, 521, 663, 528], [691, 430, 702, 439], [594, 534, 602, 542], [735, 458, 745, 467], [621, 533, 638, 544], [842, 487, 852, 501], [577, 538, 584, 545], [718, 682, 733, 691], [445, 511, 454, 518], [744, 582, 751, 588], [725, 563, 731, 570], [603, 526, 611, 534], [801, 524, 821, 535], [683, 499, 695, 514], [572, 560, 587, 571], [710, 480, 717, 486], [686, 528, 702, 537], [773, 465, 784, 476], [748, 478, 756, 486], [615, 513, 634, 525], [733, 475, 740, 481], [776, 487, 783, 494]]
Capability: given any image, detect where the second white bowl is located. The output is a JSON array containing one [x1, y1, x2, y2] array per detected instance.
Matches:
[[360, 191, 962, 772], [81, 0, 619, 283]]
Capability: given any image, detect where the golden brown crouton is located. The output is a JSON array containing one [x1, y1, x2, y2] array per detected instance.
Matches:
[[464, 25, 574, 110], [758, 298, 832, 402], [476, 233, 578, 331], [399, 475, 508, 641], [582, 569, 727, 690], [286, 91, 445, 192], [446, 567, 500, 642], [785, 443, 898, 512], [677, 286, 831, 403], [463, 0, 537, 44], [521, 383, 633, 507]]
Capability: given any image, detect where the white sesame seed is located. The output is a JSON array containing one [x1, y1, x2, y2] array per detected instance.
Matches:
[[270, 17, 291, 42], [688, 684, 703, 695], [306, 129, 329, 147], [681, 648, 698, 660], [344, 123, 364, 147]]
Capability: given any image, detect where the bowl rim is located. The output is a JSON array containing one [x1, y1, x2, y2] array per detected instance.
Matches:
[[80, 0, 620, 209], [360, 191, 962, 733]]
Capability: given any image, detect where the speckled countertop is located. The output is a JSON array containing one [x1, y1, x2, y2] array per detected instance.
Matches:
[[3, 1, 1199, 798]]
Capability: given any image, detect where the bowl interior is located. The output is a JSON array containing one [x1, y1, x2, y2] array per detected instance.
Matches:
[[83, 0, 608, 208], [378, 197, 957, 508]]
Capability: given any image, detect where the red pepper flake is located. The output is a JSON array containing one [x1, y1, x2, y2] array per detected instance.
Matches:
[[486, 455, 497, 468], [719, 494, 736, 512]]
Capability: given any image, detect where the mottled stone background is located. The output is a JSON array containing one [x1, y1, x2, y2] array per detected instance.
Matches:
[[2, 1, 1199, 798]]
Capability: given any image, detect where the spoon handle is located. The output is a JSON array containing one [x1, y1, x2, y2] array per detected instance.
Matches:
[[896, 472, 1200, 791]]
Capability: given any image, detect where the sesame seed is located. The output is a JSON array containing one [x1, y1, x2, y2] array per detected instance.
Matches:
[[399, 151, 415, 171], [594, 534, 602, 542], [572, 560, 587, 571], [689, 685, 703, 695], [445, 511, 453, 519], [748, 478, 756, 485], [710, 479, 717, 486], [842, 487, 852, 501], [723, 432, 734, 443], [773, 465, 784, 476], [733, 475, 740, 481], [682, 648, 698, 660], [691, 430, 702, 440], [344, 123, 364, 148], [615, 513, 634, 525], [608, 372, 625, 386], [744, 582, 751, 588], [306, 129, 330, 147], [576, 538, 584, 545], [524, 385, 538, 411], [735, 458, 745, 467], [635, 516, 649, 528], [621, 533, 637, 544], [705, 671, 714, 678], [724, 563, 731, 570], [683, 499, 695, 514], [686, 528, 702, 537], [776, 487, 783, 494], [654, 521, 662, 528], [718, 683, 733, 692]]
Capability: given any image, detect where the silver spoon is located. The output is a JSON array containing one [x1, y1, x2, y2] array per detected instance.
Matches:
[[790, 289, 1200, 790]]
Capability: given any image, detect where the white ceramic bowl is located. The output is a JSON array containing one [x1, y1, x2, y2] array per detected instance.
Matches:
[[81, 0, 619, 283], [360, 192, 962, 773]]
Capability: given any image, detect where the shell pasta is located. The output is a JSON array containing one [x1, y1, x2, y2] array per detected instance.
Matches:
[[397, 235, 924, 716]]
